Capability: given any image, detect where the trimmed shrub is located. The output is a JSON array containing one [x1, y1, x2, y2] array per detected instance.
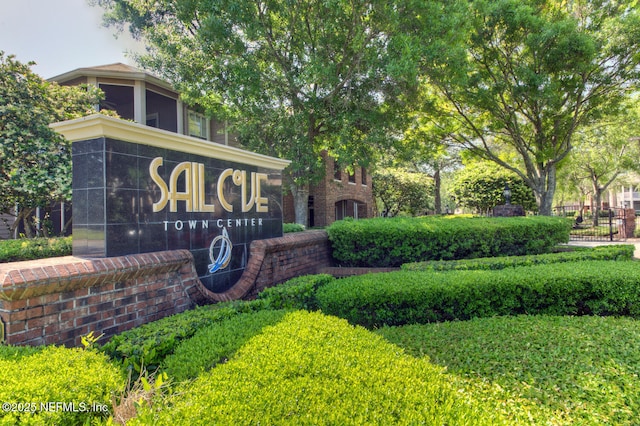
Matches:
[[100, 299, 267, 373], [163, 309, 289, 382], [0, 346, 123, 426], [0, 344, 43, 360], [316, 260, 640, 328], [402, 244, 635, 271], [327, 216, 572, 267], [256, 274, 335, 310], [0, 237, 72, 262], [283, 223, 306, 233], [101, 274, 336, 373], [131, 311, 506, 425]]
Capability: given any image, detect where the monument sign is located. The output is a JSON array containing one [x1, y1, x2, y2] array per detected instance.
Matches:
[[52, 115, 290, 294]]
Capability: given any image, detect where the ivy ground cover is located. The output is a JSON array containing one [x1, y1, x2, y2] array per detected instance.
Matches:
[[378, 315, 640, 425]]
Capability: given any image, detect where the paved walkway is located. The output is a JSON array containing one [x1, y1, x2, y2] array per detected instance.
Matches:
[[565, 238, 640, 259]]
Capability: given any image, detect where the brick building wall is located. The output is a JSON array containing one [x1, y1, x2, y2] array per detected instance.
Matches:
[[284, 153, 374, 227]]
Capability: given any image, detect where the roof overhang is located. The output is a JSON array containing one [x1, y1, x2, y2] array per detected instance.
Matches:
[[48, 63, 175, 93], [51, 114, 291, 171]]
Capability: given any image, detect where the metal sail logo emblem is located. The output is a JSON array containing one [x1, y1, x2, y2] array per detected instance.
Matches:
[[208, 228, 233, 273]]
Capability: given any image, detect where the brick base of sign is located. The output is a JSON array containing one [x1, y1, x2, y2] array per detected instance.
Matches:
[[0, 230, 335, 347], [0, 250, 208, 347], [215, 230, 335, 301], [493, 204, 525, 217]]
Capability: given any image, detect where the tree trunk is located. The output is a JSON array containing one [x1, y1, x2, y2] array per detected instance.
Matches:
[[592, 188, 603, 227], [62, 216, 72, 235], [289, 183, 310, 226], [434, 167, 442, 215], [578, 199, 585, 223], [20, 209, 35, 238], [534, 165, 557, 216]]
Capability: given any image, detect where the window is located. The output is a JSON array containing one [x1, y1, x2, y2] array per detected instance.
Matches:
[[333, 160, 341, 181], [98, 84, 134, 120], [147, 90, 177, 132], [188, 111, 208, 140], [348, 168, 356, 184], [146, 113, 159, 128], [361, 167, 367, 186]]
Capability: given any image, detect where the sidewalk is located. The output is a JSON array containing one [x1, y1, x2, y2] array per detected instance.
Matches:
[[565, 238, 640, 259]]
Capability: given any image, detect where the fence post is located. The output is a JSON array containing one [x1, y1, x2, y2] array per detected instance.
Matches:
[[609, 209, 614, 241]]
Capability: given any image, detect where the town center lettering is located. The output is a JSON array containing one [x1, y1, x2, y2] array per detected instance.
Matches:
[[149, 157, 269, 213]]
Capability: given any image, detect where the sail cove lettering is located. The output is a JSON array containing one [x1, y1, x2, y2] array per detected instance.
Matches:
[[149, 157, 269, 213]]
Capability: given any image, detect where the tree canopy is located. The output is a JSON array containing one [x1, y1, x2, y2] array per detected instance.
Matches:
[[557, 98, 640, 222], [451, 159, 538, 214], [95, 0, 416, 225], [406, 0, 640, 215], [0, 52, 105, 236], [94, 0, 640, 219], [372, 168, 434, 217], [395, 84, 463, 215]]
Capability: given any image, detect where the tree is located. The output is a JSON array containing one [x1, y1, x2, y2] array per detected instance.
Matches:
[[557, 99, 640, 224], [372, 168, 434, 217], [95, 0, 415, 225], [397, 87, 462, 215], [0, 52, 105, 237], [406, 0, 640, 215], [451, 159, 537, 215]]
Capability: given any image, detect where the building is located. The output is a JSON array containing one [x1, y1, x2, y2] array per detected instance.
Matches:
[[612, 185, 640, 212], [9, 63, 373, 237], [50, 63, 234, 146], [54, 63, 374, 228], [282, 152, 373, 227]]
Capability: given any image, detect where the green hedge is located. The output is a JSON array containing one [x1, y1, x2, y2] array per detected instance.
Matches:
[[163, 309, 289, 382], [327, 216, 572, 267], [0, 237, 72, 262], [0, 344, 43, 360], [0, 346, 123, 426], [131, 311, 505, 425], [256, 274, 335, 310], [100, 300, 267, 373], [101, 274, 341, 374], [283, 223, 306, 233], [402, 244, 634, 271], [316, 260, 640, 328], [100, 275, 335, 374]]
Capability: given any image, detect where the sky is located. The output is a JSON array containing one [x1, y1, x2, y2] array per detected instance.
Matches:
[[0, 0, 145, 79]]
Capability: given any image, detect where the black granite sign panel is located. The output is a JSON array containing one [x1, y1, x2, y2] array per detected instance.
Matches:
[[72, 137, 284, 293]]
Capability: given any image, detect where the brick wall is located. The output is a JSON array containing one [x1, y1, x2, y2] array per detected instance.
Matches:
[[0, 231, 334, 347], [0, 250, 209, 347], [205, 230, 334, 301]]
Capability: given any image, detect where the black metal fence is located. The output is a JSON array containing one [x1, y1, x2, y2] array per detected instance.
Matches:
[[553, 206, 630, 241]]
